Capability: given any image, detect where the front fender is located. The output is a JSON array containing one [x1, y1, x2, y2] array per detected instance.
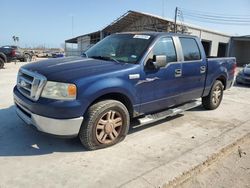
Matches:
[[77, 77, 138, 113]]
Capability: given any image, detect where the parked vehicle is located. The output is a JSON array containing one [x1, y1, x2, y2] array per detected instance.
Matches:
[[43, 51, 52, 58], [0, 52, 7, 69], [0, 46, 32, 62], [13, 32, 236, 150], [51, 52, 64, 58], [236, 64, 250, 85]]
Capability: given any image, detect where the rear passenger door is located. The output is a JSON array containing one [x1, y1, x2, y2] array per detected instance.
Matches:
[[179, 37, 206, 101]]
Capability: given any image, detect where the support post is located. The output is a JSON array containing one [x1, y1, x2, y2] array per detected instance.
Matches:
[[174, 7, 178, 33]]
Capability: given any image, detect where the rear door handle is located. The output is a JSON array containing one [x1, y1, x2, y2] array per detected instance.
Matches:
[[200, 66, 206, 74], [175, 69, 182, 77]]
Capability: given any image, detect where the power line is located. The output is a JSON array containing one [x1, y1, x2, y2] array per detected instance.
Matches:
[[184, 16, 250, 25], [182, 12, 250, 21], [183, 14, 250, 23], [180, 7, 250, 18], [178, 8, 250, 25]]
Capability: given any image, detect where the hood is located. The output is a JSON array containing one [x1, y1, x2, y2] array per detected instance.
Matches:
[[243, 66, 250, 75], [21, 57, 136, 82]]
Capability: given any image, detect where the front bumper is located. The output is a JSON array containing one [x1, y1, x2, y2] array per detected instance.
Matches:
[[14, 94, 83, 137], [236, 75, 250, 85]]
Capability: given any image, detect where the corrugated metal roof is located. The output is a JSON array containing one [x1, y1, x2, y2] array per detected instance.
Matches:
[[65, 10, 231, 43], [65, 31, 101, 43]]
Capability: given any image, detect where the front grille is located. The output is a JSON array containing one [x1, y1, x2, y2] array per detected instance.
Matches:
[[17, 68, 47, 101]]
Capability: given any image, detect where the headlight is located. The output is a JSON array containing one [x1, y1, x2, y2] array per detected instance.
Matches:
[[41, 81, 77, 100]]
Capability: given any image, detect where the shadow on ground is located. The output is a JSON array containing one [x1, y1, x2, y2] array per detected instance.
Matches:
[[0, 105, 195, 157], [0, 105, 85, 156]]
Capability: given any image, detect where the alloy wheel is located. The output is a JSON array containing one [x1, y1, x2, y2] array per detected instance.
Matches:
[[95, 110, 123, 144]]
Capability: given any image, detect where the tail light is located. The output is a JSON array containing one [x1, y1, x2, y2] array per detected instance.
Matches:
[[11, 50, 16, 57]]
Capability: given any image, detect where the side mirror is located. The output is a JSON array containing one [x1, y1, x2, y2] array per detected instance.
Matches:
[[82, 52, 88, 58], [152, 55, 167, 69]]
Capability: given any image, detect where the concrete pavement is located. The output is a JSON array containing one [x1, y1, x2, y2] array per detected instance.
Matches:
[[0, 62, 250, 188], [179, 138, 250, 188]]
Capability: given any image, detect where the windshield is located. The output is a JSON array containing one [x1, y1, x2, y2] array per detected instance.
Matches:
[[85, 34, 154, 64]]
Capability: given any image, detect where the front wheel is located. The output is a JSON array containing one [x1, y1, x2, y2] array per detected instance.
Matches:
[[24, 54, 31, 62], [0, 58, 4, 69], [79, 100, 130, 150], [202, 80, 224, 110]]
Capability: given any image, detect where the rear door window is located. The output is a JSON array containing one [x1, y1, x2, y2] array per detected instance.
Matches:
[[179, 38, 201, 61]]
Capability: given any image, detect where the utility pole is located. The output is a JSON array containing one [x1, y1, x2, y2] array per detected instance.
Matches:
[[71, 15, 74, 37], [174, 7, 178, 33], [162, 0, 165, 18]]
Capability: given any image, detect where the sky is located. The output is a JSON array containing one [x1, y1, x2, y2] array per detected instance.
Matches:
[[1, 0, 250, 48]]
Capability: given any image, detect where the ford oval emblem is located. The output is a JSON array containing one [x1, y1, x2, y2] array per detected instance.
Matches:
[[20, 80, 27, 87]]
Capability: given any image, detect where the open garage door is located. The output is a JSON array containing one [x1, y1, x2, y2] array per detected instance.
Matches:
[[217, 43, 228, 57], [230, 36, 250, 66], [201, 40, 212, 57]]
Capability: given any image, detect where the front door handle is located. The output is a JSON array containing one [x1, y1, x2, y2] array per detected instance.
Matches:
[[175, 69, 182, 77], [200, 66, 206, 74]]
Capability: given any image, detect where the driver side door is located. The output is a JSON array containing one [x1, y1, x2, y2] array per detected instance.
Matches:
[[139, 37, 183, 114]]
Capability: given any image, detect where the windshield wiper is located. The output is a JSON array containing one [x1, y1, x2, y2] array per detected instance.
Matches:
[[89, 56, 121, 64]]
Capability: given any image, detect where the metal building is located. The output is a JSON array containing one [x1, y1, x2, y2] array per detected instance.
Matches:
[[229, 36, 250, 66], [65, 10, 249, 65]]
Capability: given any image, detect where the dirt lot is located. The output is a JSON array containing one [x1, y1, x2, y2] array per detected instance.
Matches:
[[0, 61, 250, 188]]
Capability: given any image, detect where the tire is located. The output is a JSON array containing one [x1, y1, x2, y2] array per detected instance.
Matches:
[[0, 53, 7, 63], [79, 100, 130, 150], [24, 54, 31, 62], [202, 80, 224, 110], [0, 58, 4, 69]]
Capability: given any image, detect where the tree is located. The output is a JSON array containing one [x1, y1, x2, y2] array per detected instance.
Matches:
[[12, 36, 19, 43]]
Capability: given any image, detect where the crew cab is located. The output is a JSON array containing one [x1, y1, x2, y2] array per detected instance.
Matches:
[[13, 32, 236, 150]]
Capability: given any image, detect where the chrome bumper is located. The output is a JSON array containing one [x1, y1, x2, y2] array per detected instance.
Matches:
[[15, 102, 83, 137]]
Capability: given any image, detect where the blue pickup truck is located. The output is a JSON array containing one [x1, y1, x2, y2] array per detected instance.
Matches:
[[13, 32, 236, 150]]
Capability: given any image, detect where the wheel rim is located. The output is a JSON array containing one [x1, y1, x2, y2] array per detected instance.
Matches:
[[25, 55, 30, 62], [95, 110, 123, 144], [212, 85, 222, 105]]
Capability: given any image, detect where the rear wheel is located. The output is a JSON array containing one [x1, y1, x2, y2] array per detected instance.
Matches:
[[79, 100, 130, 150], [202, 80, 224, 110]]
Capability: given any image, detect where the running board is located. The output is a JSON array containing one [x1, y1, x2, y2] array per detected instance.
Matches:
[[138, 100, 201, 125]]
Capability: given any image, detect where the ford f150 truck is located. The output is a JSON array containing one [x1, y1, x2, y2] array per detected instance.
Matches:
[[13, 32, 236, 150]]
